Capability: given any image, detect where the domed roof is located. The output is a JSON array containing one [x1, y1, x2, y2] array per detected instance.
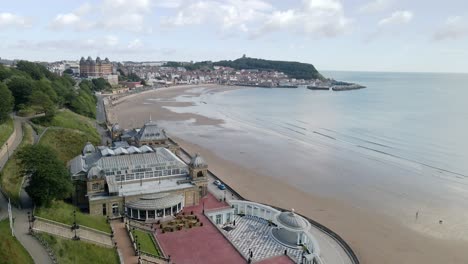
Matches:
[[190, 153, 207, 168], [111, 123, 122, 132], [276, 209, 309, 230], [80, 57, 85, 63], [104, 57, 110, 63], [96, 56, 101, 63], [82, 142, 96, 155], [87, 165, 103, 179]]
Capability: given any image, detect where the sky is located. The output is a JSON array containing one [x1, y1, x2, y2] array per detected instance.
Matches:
[[1, 0, 468, 73]]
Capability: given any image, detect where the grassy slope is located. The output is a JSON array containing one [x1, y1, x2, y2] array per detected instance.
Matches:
[[38, 128, 99, 164], [0, 220, 34, 264], [0, 117, 14, 147], [35, 109, 100, 164], [36, 233, 119, 264], [132, 229, 161, 256], [35, 200, 111, 233], [0, 123, 34, 204], [33, 109, 100, 140]]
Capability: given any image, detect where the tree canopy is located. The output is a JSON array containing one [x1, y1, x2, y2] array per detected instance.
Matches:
[[18, 145, 73, 207], [0, 83, 14, 123], [0, 62, 97, 118], [214, 57, 324, 80]]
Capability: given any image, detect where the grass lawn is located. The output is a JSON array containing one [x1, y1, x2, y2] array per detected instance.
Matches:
[[132, 229, 161, 256], [32, 109, 100, 140], [35, 200, 111, 233], [0, 117, 14, 147], [0, 219, 34, 264], [0, 123, 34, 205], [38, 128, 100, 164], [36, 233, 119, 264]]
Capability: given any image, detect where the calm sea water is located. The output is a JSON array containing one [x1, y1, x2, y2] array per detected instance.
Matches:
[[205, 71, 468, 177], [164, 71, 468, 238]]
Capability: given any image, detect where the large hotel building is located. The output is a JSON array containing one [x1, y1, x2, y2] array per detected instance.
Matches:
[[79, 56, 113, 78]]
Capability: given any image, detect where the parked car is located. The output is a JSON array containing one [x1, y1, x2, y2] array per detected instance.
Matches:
[[218, 184, 226, 190], [213, 180, 221, 186]]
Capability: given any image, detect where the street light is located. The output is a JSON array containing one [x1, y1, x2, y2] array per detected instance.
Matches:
[[72, 210, 80, 240], [27, 212, 32, 232]]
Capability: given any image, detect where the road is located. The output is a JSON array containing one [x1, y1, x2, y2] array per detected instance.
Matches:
[[96, 95, 112, 145]]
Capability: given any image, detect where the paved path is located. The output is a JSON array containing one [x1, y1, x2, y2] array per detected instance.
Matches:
[[0, 114, 51, 264], [33, 219, 113, 247], [111, 221, 138, 264]]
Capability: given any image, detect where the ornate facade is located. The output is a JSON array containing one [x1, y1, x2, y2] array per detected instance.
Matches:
[[68, 123, 208, 221], [79, 56, 113, 78]]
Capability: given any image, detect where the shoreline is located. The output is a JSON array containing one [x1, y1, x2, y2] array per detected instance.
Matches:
[[107, 85, 468, 264]]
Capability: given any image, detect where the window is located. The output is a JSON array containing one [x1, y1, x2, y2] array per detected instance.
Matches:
[[226, 213, 232, 223], [216, 214, 222, 225], [156, 209, 163, 217], [102, 204, 107, 215], [139, 210, 146, 219], [148, 210, 155, 219], [126, 174, 134, 181], [92, 183, 100, 191], [112, 203, 119, 216]]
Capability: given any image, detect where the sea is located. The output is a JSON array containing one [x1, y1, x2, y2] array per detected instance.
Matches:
[[162, 71, 468, 240]]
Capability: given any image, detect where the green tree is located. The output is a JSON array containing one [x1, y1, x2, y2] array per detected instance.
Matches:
[[6, 75, 34, 109], [16, 60, 44, 80], [29, 90, 56, 119], [92, 78, 110, 91], [63, 68, 74, 75], [0, 83, 14, 122], [18, 145, 73, 207]]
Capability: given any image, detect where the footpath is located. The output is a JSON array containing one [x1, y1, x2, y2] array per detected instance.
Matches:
[[0, 114, 52, 264]]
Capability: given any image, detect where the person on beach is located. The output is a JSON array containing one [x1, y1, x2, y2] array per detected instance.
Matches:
[[416, 211, 419, 220]]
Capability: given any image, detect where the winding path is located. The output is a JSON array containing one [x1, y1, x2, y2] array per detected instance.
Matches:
[[0, 114, 52, 264]]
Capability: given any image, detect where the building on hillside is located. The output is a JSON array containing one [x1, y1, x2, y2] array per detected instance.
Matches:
[[68, 141, 208, 220], [111, 120, 179, 152], [80, 56, 113, 78]]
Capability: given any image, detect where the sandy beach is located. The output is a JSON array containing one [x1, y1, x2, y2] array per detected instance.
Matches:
[[108, 85, 468, 264]]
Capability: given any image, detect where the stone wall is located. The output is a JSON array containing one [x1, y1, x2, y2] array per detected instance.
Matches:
[[0, 123, 17, 163]]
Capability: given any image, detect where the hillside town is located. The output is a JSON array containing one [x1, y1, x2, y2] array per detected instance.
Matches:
[[0, 57, 316, 90]]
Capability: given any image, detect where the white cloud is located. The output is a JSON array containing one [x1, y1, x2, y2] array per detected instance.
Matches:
[[128, 38, 143, 49], [105, 35, 119, 46], [359, 0, 393, 13], [51, 13, 80, 27], [0, 12, 31, 29], [162, 0, 352, 38], [378, 10, 413, 26], [433, 16, 468, 41], [49, 0, 153, 33]]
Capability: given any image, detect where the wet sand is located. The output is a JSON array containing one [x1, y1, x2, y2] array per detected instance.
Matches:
[[108, 85, 468, 264]]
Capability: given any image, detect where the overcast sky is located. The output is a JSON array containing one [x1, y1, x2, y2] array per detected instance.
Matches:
[[1, 0, 468, 72]]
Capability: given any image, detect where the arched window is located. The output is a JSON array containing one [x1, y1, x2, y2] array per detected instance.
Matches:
[[112, 203, 119, 216], [197, 171, 204, 178]]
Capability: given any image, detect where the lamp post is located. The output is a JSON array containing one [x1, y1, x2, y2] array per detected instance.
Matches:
[[27, 212, 32, 232], [6, 142, 9, 160], [72, 210, 80, 240]]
